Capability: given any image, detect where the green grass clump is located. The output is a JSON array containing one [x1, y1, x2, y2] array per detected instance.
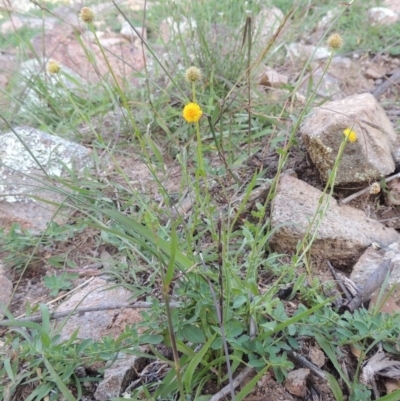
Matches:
[[1, 1, 400, 401]]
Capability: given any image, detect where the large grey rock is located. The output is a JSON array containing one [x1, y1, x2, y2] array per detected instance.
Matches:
[[301, 93, 399, 185], [270, 175, 400, 263], [17, 58, 86, 117], [57, 278, 143, 342], [254, 7, 284, 43], [368, 7, 398, 25], [0, 127, 91, 233]]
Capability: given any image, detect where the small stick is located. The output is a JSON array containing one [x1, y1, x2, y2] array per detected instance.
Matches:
[[339, 171, 400, 205], [287, 350, 326, 380], [327, 261, 353, 302], [1, 301, 181, 324]]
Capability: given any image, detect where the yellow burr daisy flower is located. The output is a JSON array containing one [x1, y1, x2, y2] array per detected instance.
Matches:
[[79, 7, 95, 24], [183, 102, 202, 123], [343, 127, 357, 143], [327, 33, 343, 50], [185, 66, 202, 83], [46, 59, 61, 74]]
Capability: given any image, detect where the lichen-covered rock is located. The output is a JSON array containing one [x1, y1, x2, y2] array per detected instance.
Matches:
[[301, 93, 399, 185], [0, 127, 91, 233]]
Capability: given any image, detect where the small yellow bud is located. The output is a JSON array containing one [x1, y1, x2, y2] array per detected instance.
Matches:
[[327, 33, 343, 50], [79, 7, 95, 24], [369, 182, 381, 195], [343, 127, 357, 143], [46, 59, 61, 74], [185, 66, 202, 83]]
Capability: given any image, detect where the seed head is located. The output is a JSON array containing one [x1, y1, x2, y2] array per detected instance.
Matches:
[[343, 127, 357, 143], [183, 102, 202, 123], [327, 33, 343, 50], [46, 59, 61, 74], [369, 182, 381, 195], [79, 7, 95, 24], [185, 66, 202, 83]]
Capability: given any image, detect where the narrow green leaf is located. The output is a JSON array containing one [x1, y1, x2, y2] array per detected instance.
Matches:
[[258, 299, 331, 340], [44, 358, 77, 401], [3, 358, 15, 382], [183, 334, 216, 394], [325, 372, 343, 401], [315, 334, 350, 389], [236, 364, 270, 401], [375, 390, 400, 401]]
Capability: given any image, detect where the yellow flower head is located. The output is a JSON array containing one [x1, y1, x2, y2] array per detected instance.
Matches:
[[183, 102, 202, 123], [185, 66, 202, 83], [79, 7, 95, 24], [343, 127, 357, 143], [327, 33, 343, 50], [46, 59, 61, 74]]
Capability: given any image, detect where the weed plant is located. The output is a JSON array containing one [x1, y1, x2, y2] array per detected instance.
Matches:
[[1, 1, 400, 401]]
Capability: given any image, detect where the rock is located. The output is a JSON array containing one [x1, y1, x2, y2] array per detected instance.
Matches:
[[0, 0, 34, 12], [351, 243, 400, 317], [317, 9, 338, 30], [309, 346, 325, 368], [94, 353, 147, 401], [57, 278, 143, 342], [120, 21, 146, 42], [2, 15, 58, 33], [350, 242, 400, 287], [259, 67, 288, 88], [1, 15, 23, 35], [297, 57, 374, 100], [383, 0, 400, 15], [301, 93, 399, 185], [287, 43, 330, 61], [159, 17, 197, 43], [0, 127, 91, 233], [254, 7, 284, 43], [270, 175, 400, 263], [31, 24, 145, 85], [0, 263, 13, 318], [368, 7, 398, 26], [17, 58, 86, 116], [385, 178, 400, 206], [284, 368, 310, 397]]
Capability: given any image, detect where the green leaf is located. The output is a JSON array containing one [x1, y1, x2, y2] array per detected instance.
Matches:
[[236, 364, 270, 401], [375, 390, 400, 401], [232, 295, 247, 309], [325, 372, 343, 401], [140, 334, 164, 345], [181, 324, 206, 343], [78, 339, 92, 354], [183, 334, 216, 393], [315, 334, 351, 389], [44, 358, 77, 401]]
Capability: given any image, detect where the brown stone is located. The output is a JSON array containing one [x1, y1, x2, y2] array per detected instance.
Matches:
[[284, 368, 310, 397], [270, 175, 400, 263], [301, 93, 399, 185], [31, 25, 145, 86]]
